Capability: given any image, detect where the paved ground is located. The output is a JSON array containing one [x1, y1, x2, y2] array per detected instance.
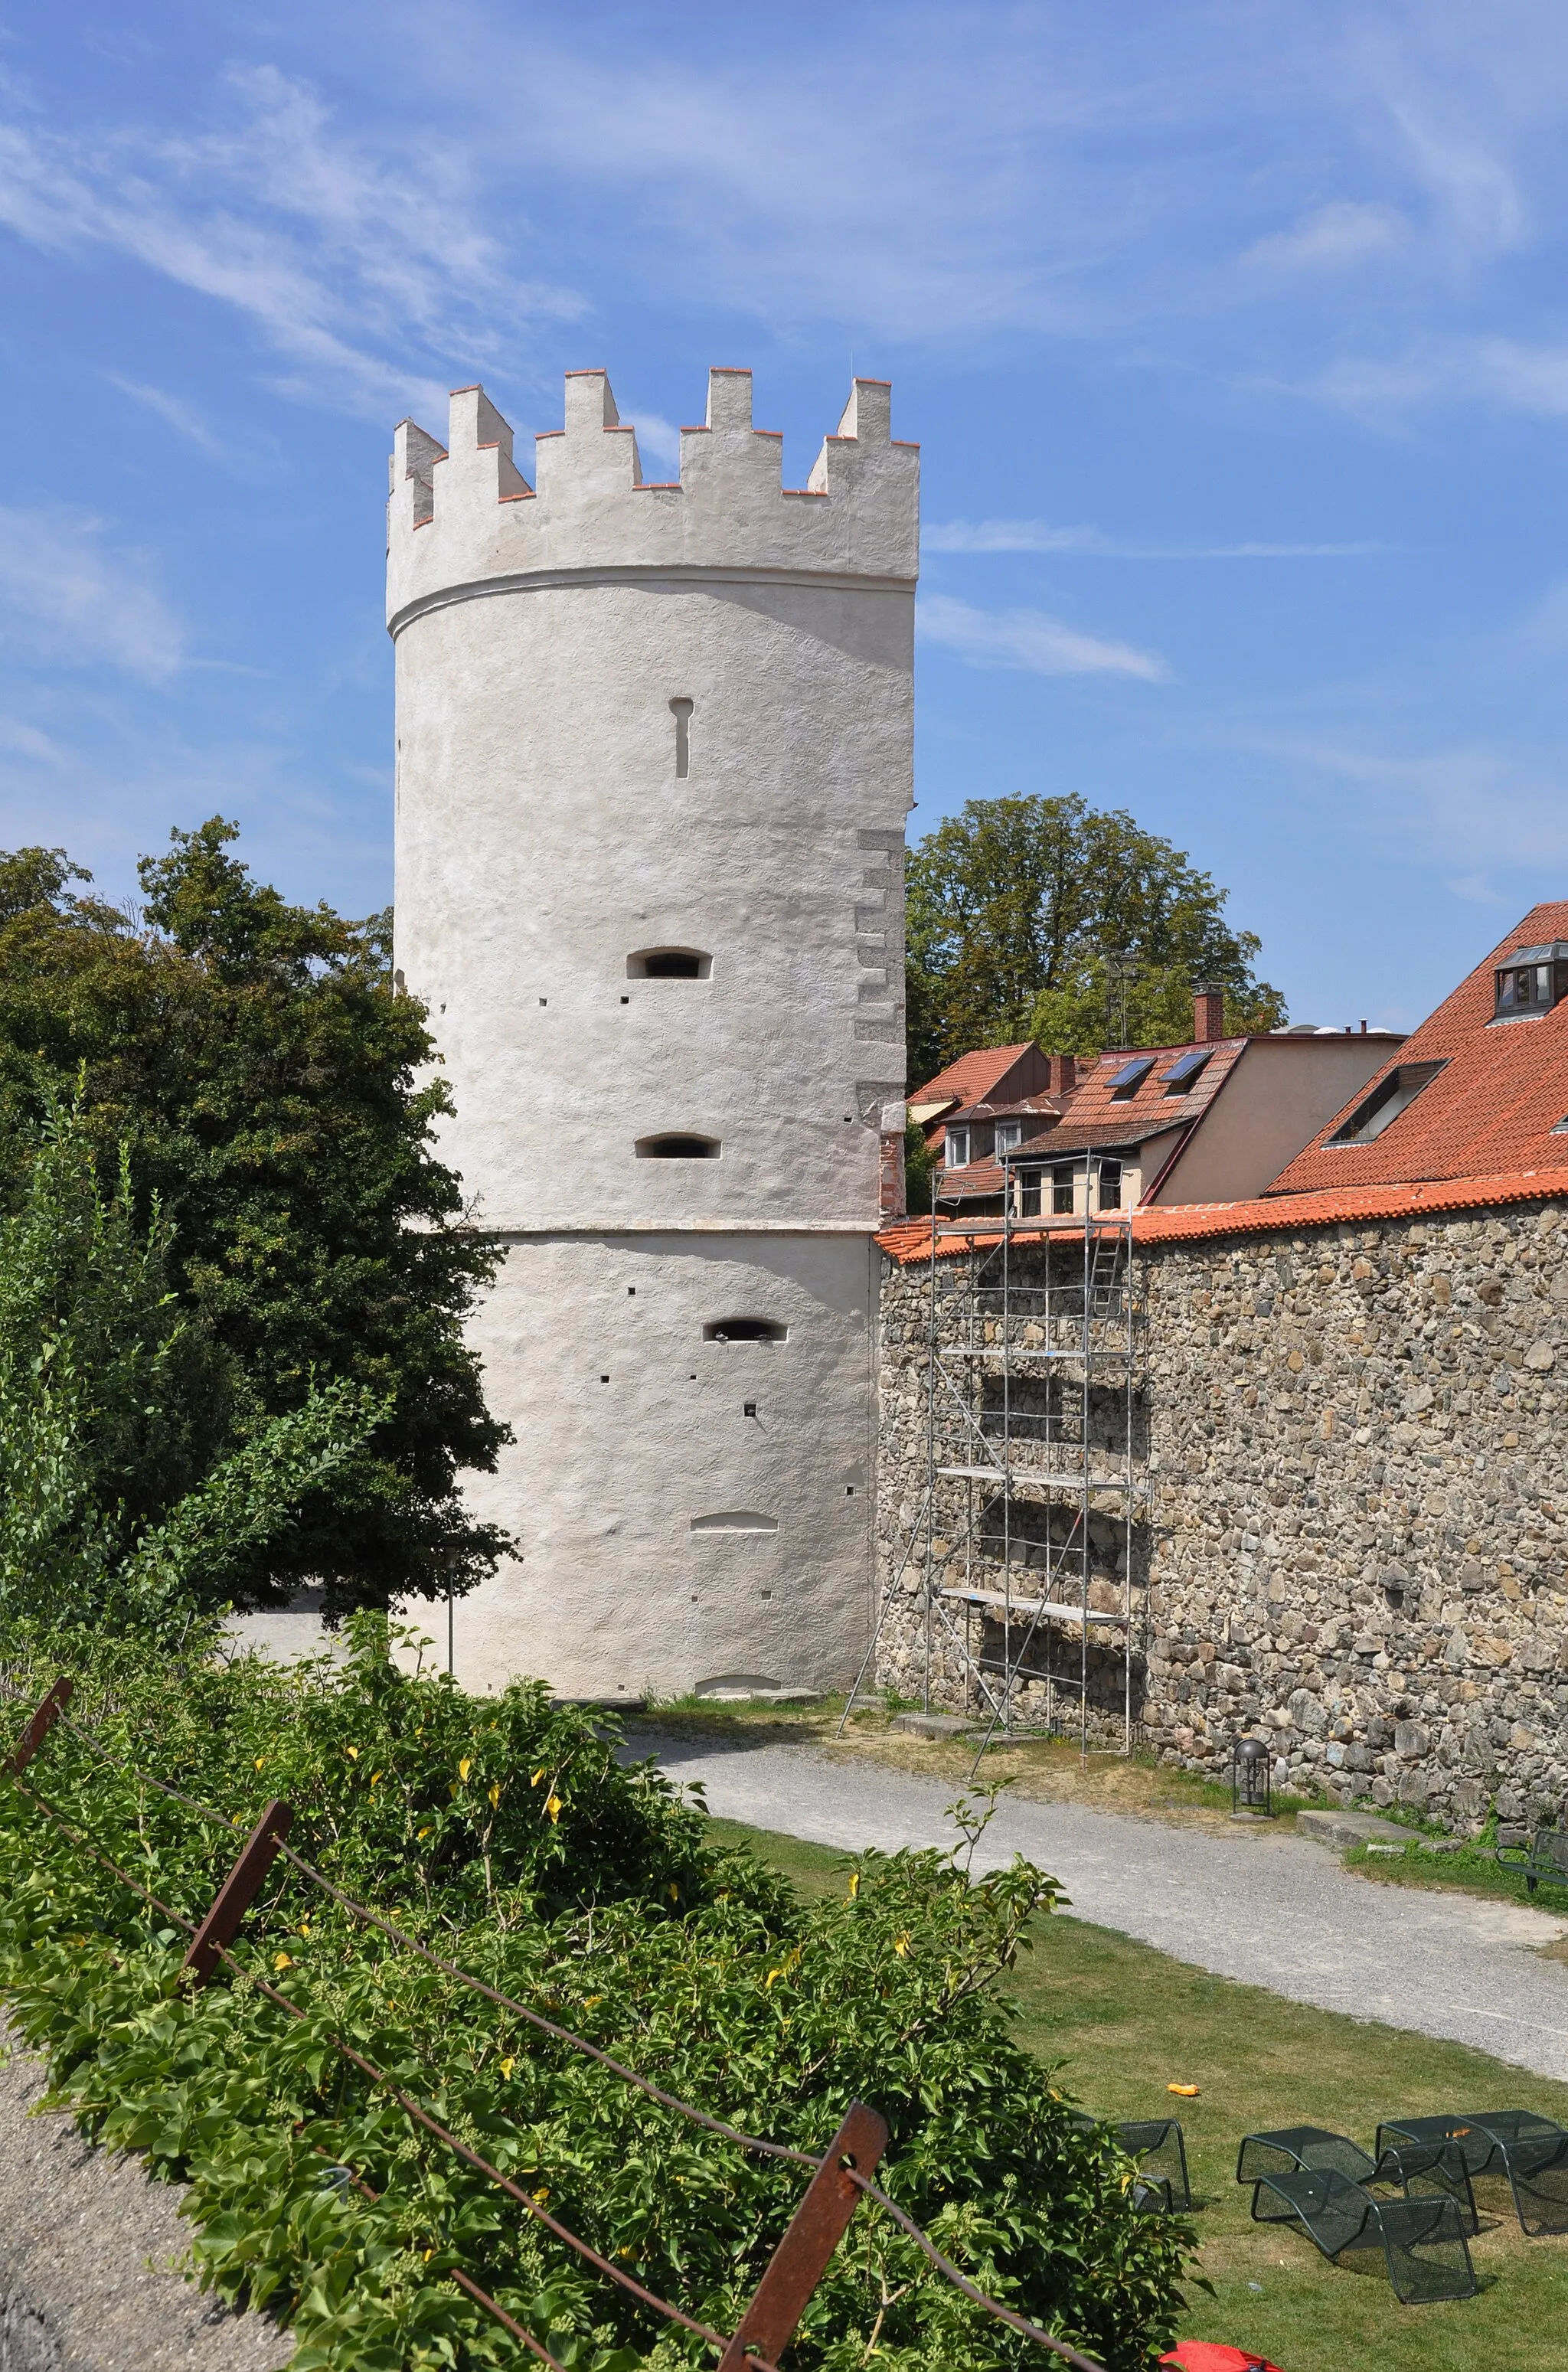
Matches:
[[0, 2018, 290, 2370], [629, 1725, 1568, 2083]]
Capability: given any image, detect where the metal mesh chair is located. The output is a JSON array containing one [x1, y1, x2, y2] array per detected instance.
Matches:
[[1247, 2168, 1475, 2304], [1377, 2112, 1568, 2236], [1235, 2125, 1376, 2187], [1116, 2118, 1192, 2212]]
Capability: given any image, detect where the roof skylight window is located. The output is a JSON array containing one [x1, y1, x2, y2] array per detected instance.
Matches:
[[1325, 1060, 1446, 1147], [1160, 1049, 1212, 1093], [1106, 1055, 1155, 1098]]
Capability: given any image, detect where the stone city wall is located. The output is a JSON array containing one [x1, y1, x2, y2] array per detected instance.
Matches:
[[874, 1198, 1568, 1837]]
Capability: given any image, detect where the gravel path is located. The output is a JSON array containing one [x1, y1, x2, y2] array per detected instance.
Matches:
[[630, 1727, 1568, 2083], [0, 2017, 290, 2370]]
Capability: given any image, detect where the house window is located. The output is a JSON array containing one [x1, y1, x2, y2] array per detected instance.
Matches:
[[1161, 1048, 1212, 1093], [636, 1134, 720, 1158], [1326, 1060, 1446, 1146], [1494, 944, 1568, 1017], [1052, 1162, 1075, 1214], [1107, 1056, 1155, 1099], [1096, 1158, 1122, 1209], [945, 1126, 971, 1168], [995, 1120, 1024, 1154], [628, 948, 712, 979]]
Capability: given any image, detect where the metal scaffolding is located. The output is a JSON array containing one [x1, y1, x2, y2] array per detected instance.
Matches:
[[848, 1163, 1147, 1761]]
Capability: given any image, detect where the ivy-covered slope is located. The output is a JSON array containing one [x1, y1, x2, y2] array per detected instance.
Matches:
[[0, 1620, 1189, 2372]]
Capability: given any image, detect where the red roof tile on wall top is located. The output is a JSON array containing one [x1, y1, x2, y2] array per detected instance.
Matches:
[[1267, 900, 1568, 1195], [877, 1165, 1568, 1264]]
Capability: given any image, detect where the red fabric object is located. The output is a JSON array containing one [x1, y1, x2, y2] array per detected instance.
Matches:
[[1160, 2346, 1284, 2372]]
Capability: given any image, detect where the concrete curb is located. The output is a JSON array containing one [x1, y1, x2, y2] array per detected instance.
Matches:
[[0, 2018, 290, 2370]]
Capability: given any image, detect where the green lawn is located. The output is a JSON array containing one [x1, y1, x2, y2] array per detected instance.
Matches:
[[707, 1817, 1568, 2372]]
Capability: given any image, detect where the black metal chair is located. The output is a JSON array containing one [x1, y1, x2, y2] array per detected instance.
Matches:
[[1377, 2112, 1568, 2236], [1236, 2125, 1376, 2187], [1246, 2166, 1475, 2304], [1116, 2118, 1192, 2212], [1069, 2112, 1191, 2213]]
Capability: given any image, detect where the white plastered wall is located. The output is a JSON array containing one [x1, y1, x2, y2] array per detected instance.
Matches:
[[389, 368, 916, 1698]]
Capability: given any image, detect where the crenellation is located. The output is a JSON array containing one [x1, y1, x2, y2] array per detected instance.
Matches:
[[387, 364, 919, 632]]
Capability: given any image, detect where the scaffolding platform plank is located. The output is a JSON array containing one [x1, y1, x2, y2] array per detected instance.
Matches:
[[936, 1463, 1145, 1495], [940, 1587, 1129, 1630]]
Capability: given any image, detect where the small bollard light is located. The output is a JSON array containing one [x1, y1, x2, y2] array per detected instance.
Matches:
[[1231, 1733, 1272, 1819]]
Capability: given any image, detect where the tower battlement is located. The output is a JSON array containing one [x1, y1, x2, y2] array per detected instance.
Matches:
[[387, 367, 918, 632]]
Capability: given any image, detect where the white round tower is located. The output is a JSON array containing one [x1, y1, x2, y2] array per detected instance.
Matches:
[[387, 365, 916, 1701]]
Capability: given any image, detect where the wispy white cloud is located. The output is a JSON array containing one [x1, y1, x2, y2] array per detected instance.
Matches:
[[105, 373, 232, 460], [0, 66, 586, 420], [926, 518, 1384, 557], [623, 407, 682, 473], [1313, 333, 1568, 421], [1242, 201, 1408, 272], [1448, 872, 1514, 907], [917, 591, 1171, 682], [0, 508, 182, 679], [1241, 729, 1568, 868]]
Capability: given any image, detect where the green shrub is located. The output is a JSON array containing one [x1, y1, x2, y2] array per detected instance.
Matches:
[[0, 1619, 1190, 2370]]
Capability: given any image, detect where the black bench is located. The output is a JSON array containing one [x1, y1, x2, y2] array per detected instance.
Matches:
[[1494, 1821, 1568, 1897]]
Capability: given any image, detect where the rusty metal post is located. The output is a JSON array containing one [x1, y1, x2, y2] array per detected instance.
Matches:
[[719, 2103, 888, 2372], [181, 1798, 294, 1986], [9, 1677, 74, 1776]]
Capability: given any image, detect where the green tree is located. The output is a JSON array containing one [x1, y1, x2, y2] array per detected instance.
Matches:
[[0, 822, 508, 1616], [0, 1094, 383, 1631], [906, 793, 1285, 1080]]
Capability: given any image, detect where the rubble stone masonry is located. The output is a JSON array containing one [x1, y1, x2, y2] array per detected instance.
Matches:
[[875, 1197, 1568, 1838]]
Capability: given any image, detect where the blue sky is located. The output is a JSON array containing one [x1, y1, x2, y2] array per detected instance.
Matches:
[[4, 3, 1568, 1029]]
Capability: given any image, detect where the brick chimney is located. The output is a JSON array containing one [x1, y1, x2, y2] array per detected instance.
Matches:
[[1056, 1054, 1077, 1093], [1193, 983, 1225, 1045]]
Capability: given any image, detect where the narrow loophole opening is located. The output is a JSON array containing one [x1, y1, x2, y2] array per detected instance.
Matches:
[[669, 696, 694, 779]]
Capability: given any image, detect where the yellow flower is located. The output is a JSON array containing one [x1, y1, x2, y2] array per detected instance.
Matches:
[[253, 1756, 266, 1769], [345, 1746, 359, 1761], [297, 1920, 311, 1937], [499, 2057, 515, 2079], [531, 1768, 545, 1788], [532, 2187, 550, 2206], [583, 1995, 603, 2009], [459, 1756, 472, 1781], [893, 1934, 910, 1958], [765, 1968, 782, 1989], [487, 1781, 501, 1809], [546, 1794, 563, 1822], [668, 1883, 678, 1903], [848, 1872, 860, 1900], [274, 1952, 293, 1972], [369, 1772, 381, 1789], [416, 1826, 432, 1841]]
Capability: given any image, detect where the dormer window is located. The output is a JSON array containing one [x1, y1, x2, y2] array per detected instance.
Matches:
[[944, 1126, 971, 1168], [1494, 943, 1568, 1018], [995, 1120, 1024, 1154], [1107, 1056, 1155, 1099], [1326, 1060, 1446, 1146]]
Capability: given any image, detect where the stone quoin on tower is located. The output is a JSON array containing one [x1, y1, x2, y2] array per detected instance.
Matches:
[[387, 366, 919, 1699]]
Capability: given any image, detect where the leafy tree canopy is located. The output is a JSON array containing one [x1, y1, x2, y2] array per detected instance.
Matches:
[[0, 820, 509, 1615], [906, 792, 1286, 1083]]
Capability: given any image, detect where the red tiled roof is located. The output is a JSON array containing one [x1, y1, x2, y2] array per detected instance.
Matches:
[[878, 1165, 1568, 1264], [908, 1043, 1038, 1112], [1005, 1035, 1247, 1164], [1010, 1114, 1187, 1157], [933, 1157, 1008, 1202], [1268, 902, 1568, 1194]]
